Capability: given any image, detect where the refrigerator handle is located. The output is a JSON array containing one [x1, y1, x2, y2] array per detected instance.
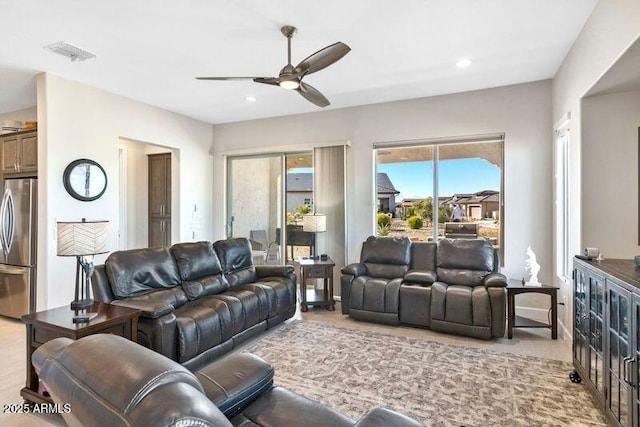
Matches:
[[5, 190, 14, 253], [0, 189, 7, 255]]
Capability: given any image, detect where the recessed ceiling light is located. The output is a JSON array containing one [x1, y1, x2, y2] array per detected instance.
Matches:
[[245, 96, 257, 102], [456, 59, 472, 68]]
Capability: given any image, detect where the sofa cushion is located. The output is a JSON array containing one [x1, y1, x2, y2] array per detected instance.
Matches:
[[436, 239, 493, 286], [171, 241, 224, 280], [349, 277, 402, 314], [106, 247, 181, 298], [437, 238, 493, 271], [410, 241, 437, 271], [182, 275, 229, 301], [214, 238, 258, 287], [174, 298, 234, 363], [210, 289, 267, 333], [360, 236, 411, 279]]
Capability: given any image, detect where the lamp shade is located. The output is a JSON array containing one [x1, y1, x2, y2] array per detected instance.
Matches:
[[302, 214, 326, 233], [57, 220, 109, 256]]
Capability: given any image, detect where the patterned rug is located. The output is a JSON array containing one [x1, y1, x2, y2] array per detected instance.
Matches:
[[243, 320, 606, 426]]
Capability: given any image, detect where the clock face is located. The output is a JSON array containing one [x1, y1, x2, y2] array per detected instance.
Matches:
[[63, 159, 107, 201]]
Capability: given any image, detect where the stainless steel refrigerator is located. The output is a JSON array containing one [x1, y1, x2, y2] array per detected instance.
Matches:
[[0, 178, 36, 319]]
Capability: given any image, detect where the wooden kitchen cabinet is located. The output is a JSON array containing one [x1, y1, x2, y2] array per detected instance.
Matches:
[[1, 130, 37, 178]]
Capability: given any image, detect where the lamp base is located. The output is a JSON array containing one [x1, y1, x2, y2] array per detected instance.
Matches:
[[72, 312, 98, 323], [71, 299, 94, 310]]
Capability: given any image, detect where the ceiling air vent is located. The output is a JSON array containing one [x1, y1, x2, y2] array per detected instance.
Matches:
[[45, 41, 96, 62]]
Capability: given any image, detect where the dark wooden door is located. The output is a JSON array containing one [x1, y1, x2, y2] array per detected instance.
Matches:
[[148, 153, 171, 247]]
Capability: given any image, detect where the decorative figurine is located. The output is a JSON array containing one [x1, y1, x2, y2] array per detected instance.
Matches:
[[524, 246, 541, 286]]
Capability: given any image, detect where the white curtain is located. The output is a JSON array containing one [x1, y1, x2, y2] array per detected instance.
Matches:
[[314, 145, 347, 295]]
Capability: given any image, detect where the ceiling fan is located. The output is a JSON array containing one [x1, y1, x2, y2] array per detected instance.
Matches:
[[196, 26, 351, 107]]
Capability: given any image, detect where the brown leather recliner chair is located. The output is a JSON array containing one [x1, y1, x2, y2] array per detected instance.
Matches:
[[33, 334, 423, 427]]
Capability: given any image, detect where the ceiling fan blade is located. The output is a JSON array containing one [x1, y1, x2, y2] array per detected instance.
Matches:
[[254, 77, 281, 86], [196, 77, 272, 81], [295, 42, 351, 75], [296, 81, 330, 107]]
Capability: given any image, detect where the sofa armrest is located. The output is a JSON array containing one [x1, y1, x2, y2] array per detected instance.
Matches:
[[483, 272, 507, 288], [341, 263, 367, 277], [255, 265, 295, 279], [403, 270, 436, 286], [196, 353, 274, 417], [354, 408, 423, 427], [111, 299, 174, 319]]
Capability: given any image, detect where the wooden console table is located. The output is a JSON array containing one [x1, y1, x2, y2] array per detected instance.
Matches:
[[299, 256, 335, 312], [21, 302, 140, 404], [507, 279, 558, 339]]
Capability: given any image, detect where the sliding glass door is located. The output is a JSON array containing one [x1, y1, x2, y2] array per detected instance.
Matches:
[[227, 152, 315, 264], [227, 155, 284, 264]]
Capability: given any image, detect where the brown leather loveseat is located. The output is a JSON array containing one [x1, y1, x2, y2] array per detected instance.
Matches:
[[341, 237, 507, 339], [91, 238, 296, 369]]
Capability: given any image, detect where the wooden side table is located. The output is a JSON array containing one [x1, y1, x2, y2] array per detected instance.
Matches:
[[507, 279, 559, 339], [299, 256, 335, 312], [20, 302, 140, 404]]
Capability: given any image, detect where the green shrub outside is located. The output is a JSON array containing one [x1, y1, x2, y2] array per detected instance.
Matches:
[[377, 223, 391, 236], [377, 213, 391, 227], [407, 216, 423, 229]]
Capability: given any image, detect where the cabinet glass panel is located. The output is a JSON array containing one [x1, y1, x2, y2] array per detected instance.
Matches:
[[588, 276, 604, 390], [607, 283, 633, 426], [620, 293, 629, 340], [573, 268, 588, 368]]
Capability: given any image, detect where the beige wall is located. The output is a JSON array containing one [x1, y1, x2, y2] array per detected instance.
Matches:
[[582, 90, 640, 256], [37, 73, 214, 310], [213, 80, 553, 288], [551, 0, 640, 340]]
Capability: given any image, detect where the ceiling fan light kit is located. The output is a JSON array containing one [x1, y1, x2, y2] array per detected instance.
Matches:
[[196, 25, 350, 107]]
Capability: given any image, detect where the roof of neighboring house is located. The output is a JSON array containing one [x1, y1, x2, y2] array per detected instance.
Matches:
[[288, 172, 400, 195], [377, 173, 400, 195], [286, 173, 313, 192], [440, 190, 499, 205]]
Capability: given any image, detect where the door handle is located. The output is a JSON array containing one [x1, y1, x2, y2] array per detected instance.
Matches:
[[622, 356, 635, 386]]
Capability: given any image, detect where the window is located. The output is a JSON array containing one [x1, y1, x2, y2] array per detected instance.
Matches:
[[375, 134, 504, 259], [554, 123, 570, 280]]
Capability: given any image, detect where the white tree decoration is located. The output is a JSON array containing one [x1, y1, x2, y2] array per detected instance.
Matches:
[[524, 246, 541, 286]]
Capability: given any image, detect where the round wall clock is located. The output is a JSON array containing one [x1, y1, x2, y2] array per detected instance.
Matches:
[[63, 159, 108, 201]]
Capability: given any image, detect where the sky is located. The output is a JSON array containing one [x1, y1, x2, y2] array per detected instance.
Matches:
[[378, 158, 500, 199]]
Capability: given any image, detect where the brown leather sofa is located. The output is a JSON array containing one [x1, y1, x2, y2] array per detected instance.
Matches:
[[33, 334, 423, 427], [341, 237, 506, 339], [91, 238, 296, 370]]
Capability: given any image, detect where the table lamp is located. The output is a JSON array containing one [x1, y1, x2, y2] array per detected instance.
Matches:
[[57, 219, 109, 322], [302, 213, 326, 260]]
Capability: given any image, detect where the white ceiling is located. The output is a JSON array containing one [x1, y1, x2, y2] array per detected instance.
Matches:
[[0, 0, 597, 124]]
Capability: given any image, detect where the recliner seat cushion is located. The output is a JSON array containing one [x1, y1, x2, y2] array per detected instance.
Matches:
[[174, 298, 234, 363], [106, 247, 182, 298], [349, 277, 402, 314], [235, 278, 295, 318], [210, 289, 267, 334], [431, 282, 491, 327]]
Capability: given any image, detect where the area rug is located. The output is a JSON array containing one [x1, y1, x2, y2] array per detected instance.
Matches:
[[243, 320, 606, 426]]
